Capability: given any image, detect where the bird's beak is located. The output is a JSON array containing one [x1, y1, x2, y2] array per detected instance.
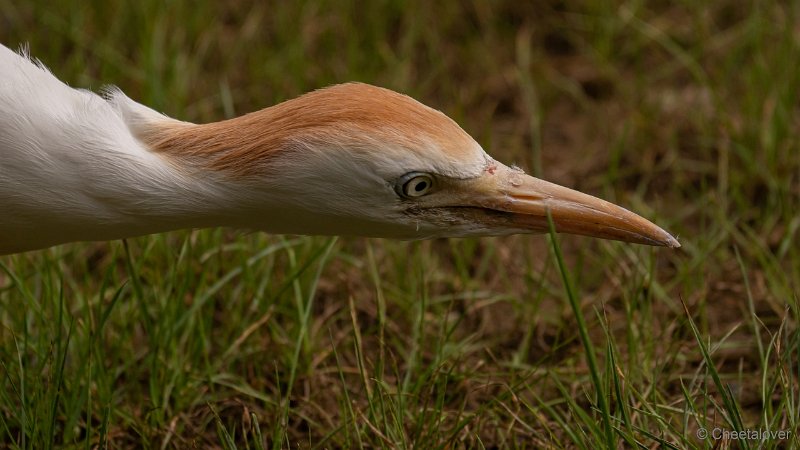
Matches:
[[463, 163, 680, 247]]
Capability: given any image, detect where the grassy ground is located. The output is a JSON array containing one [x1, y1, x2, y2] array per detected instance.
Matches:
[[1, 1, 798, 448]]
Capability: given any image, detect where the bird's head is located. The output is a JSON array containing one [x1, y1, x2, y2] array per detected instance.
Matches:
[[140, 83, 679, 247]]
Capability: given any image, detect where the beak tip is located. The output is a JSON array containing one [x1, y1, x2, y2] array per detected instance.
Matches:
[[666, 236, 681, 248], [659, 231, 681, 248]]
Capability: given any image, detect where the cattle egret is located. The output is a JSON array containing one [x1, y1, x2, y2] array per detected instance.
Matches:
[[0, 44, 679, 255]]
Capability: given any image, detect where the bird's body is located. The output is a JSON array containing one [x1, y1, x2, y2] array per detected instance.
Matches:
[[0, 43, 678, 255]]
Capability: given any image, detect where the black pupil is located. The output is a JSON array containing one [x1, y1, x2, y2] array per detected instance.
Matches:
[[414, 181, 427, 192]]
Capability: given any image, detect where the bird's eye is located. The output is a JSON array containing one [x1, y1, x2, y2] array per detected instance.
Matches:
[[397, 172, 434, 198]]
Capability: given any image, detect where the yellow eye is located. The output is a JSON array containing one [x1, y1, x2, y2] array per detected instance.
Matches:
[[397, 173, 434, 198]]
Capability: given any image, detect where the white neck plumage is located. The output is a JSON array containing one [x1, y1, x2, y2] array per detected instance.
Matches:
[[0, 52, 238, 252]]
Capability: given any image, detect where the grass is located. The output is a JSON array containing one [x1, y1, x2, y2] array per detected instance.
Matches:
[[1, 0, 799, 448]]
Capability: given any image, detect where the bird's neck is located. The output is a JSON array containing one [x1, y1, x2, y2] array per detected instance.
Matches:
[[1, 49, 285, 254], [4, 129, 241, 254], [94, 150, 238, 231]]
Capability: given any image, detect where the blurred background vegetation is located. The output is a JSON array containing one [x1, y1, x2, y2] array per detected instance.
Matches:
[[1, 0, 798, 448]]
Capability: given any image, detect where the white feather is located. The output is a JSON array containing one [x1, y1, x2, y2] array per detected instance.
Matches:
[[0, 45, 231, 253]]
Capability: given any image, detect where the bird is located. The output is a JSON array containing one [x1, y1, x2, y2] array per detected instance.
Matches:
[[0, 43, 678, 255]]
